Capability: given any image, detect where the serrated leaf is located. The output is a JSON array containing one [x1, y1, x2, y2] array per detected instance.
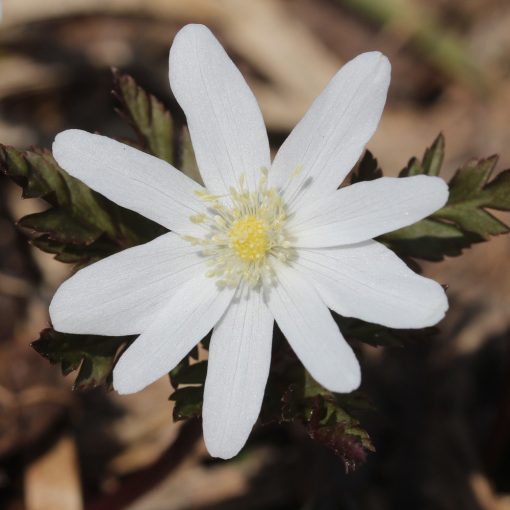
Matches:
[[400, 133, 445, 177], [170, 386, 203, 421], [380, 135, 510, 261], [10, 64, 510, 463], [31, 235, 119, 265], [381, 218, 479, 261], [32, 328, 134, 391], [306, 395, 373, 472], [113, 70, 202, 187], [167, 336, 375, 469], [350, 150, 383, 184], [1, 145, 165, 265], [422, 133, 445, 176], [336, 315, 421, 347], [113, 69, 174, 164], [170, 359, 207, 387], [179, 126, 202, 184], [19, 209, 102, 245], [301, 373, 374, 471], [434, 156, 510, 237], [168, 349, 206, 421], [13, 148, 115, 236], [4, 73, 183, 394], [260, 338, 375, 471]]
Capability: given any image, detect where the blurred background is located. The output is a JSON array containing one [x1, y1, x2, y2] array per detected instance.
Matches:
[[1, 0, 510, 509]]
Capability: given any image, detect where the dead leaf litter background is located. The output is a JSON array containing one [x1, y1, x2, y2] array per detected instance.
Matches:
[[1, 0, 510, 509]]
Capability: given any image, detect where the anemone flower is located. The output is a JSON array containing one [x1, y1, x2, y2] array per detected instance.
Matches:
[[49, 24, 448, 459]]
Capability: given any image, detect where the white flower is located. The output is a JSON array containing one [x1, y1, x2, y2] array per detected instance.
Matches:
[[49, 24, 448, 459]]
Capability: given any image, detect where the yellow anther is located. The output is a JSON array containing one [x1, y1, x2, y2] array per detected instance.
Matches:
[[190, 214, 206, 224], [228, 216, 269, 262], [185, 166, 297, 288], [182, 235, 199, 244], [292, 164, 303, 177], [194, 190, 221, 202]]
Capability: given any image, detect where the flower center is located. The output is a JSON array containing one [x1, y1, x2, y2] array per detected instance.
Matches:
[[183, 169, 294, 288], [228, 216, 269, 261]]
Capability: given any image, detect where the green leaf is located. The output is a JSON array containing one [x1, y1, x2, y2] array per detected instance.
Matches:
[[31, 235, 120, 265], [168, 350, 206, 421], [380, 135, 510, 261], [259, 337, 375, 471], [350, 150, 383, 184], [305, 394, 374, 472], [400, 133, 445, 177], [5, 147, 116, 235], [170, 386, 203, 421], [170, 359, 207, 387], [0, 145, 165, 265], [19, 209, 102, 245], [32, 328, 134, 391], [113, 70, 202, 186], [113, 69, 174, 164], [304, 378, 374, 453], [4, 73, 183, 394], [434, 156, 510, 237], [10, 66, 509, 463], [2, 71, 189, 269], [336, 315, 436, 347], [167, 337, 375, 469], [179, 126, 203, 184], [280, 371, 375, 472], [381, 218, 480, 261]]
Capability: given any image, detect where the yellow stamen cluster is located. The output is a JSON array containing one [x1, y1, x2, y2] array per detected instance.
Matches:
[[229, 216, 269, 262], [184, 170, 293, 288]]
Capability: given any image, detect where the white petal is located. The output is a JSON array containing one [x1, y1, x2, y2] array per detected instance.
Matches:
[[270, 52, 390, 208], [113, 275, 236, 394], [169, 24, 270, 195], [290, 176, 449, 248], [53, 130, 207, 235], [50, 233, 206, 336], [203, 290, 273, 459], [297, 241, 448, 329], [267, 262, 360, 393]]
